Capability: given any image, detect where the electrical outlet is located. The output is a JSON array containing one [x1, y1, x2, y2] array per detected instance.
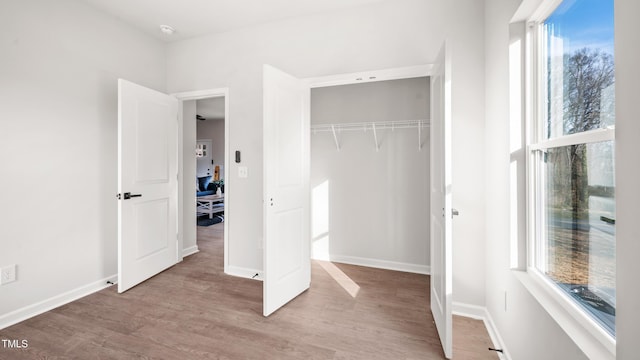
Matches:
[[1, 265, 16, 285]]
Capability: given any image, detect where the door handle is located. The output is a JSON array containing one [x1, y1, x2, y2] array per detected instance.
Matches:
[[123, 192, 142, 200], [452, 208, 459, 217]]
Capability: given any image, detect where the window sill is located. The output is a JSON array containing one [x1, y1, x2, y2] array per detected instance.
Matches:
[[513, 269, 615, 359]]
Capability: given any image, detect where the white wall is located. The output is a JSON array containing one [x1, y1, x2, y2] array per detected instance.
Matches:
[[166, 0, 449, 274], [448, 0, 488, 310], [0, 0, 166, 323], [311, 78, 430, 125], [310, 78, 430, 273], [614, 0, 640, 358]]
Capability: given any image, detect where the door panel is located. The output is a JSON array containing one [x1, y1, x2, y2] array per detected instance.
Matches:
[[263, 65, 310, 317], [430, 42, 453, 359], [135, 101, 172, 182], [118, 79, 179, 293], [135, 199, 169, 258], [274, 208, 304, 280]]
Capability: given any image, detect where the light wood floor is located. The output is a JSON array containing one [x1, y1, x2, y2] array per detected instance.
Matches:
[[0, 224, 498, 359]]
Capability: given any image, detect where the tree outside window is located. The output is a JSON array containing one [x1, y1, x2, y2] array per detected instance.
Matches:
[[535, 0, 616, 336]]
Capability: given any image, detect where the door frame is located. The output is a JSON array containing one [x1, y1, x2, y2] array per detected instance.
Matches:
[[173, 88, 230, 272], [304, 65, 433, 89]]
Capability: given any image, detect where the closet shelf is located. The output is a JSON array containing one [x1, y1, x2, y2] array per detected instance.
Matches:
[[311, 119, 430, 151], [311, 119, 429, 132]]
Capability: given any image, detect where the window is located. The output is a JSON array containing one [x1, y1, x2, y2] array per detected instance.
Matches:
[[528, 0, 616, 342]]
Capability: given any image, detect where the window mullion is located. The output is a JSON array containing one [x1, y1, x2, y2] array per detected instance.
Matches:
[[530, 127, 615, 150]]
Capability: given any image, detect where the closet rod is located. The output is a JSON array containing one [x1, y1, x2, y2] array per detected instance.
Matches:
[[312, 119, 430, 151], [310, 119, 429, 133]]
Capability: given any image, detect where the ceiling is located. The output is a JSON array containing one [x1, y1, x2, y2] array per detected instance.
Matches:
[[82, 0, 388, 42], [197, 97, 225, 121]]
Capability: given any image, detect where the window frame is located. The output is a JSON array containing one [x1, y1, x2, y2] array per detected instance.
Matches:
[[518, 1, 617, 358]]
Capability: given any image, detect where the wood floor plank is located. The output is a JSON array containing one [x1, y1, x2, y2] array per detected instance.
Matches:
[[453, 315, 501, 360], [0, 223, 498, 359]]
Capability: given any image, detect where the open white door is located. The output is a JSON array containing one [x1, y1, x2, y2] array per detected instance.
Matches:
[[118, 79, 179, 293], [430, 43, 453, 359], [263, 65, 311, 316]]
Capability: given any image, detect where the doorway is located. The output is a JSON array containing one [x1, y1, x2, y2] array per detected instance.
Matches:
[[195, 97, 226, 246], [261, 65, 434, 316], [308, 77, 430, 273], [301, 64, 454, 358], [174, 88, 230, 272]]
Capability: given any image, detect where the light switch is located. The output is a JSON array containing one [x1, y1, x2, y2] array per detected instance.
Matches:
[[238, 166, 248, 178]]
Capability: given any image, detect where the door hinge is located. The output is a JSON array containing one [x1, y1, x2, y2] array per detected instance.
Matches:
[[117, 193, 121, 200]]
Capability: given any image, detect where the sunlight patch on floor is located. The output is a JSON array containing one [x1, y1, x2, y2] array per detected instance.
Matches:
[[317, 260, 360, 298]]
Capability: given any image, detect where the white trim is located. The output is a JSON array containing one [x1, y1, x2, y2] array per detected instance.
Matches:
[[172, 87, 230, 275], [223, 94, 230, 275], [529, 127, 615, 151], [452, 302, 486, 319], [304, 64, 433, 88], [528, 0, 563, 22], [171, 88, 228, 101], [451, 303, 510, 360], [483, 309, 511, 360], [182, 245, 199, 258], [323, 254, 430, 275], [0, 274, 117, 330], [514, 270, 615, 359], [226, 266, 263, 281]]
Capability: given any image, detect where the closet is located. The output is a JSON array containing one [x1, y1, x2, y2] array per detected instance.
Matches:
[[310, 77, 431, 274]]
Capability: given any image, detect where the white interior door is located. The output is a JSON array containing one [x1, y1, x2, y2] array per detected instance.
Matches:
[[263, 65, 311, 316], [118, 79, 179, 293], [430, 42, 453, 359], [196, 139, 213, 177]]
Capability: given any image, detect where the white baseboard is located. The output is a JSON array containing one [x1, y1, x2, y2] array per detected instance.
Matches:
[[452, 301, 486, 319], [0, 274, 117, 330], [483, 309, 510, 360], [225, 265, 263, 281], [323, 254, 430, 275], [452, 302, 510, 360], [182, 245, 199, 258]]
